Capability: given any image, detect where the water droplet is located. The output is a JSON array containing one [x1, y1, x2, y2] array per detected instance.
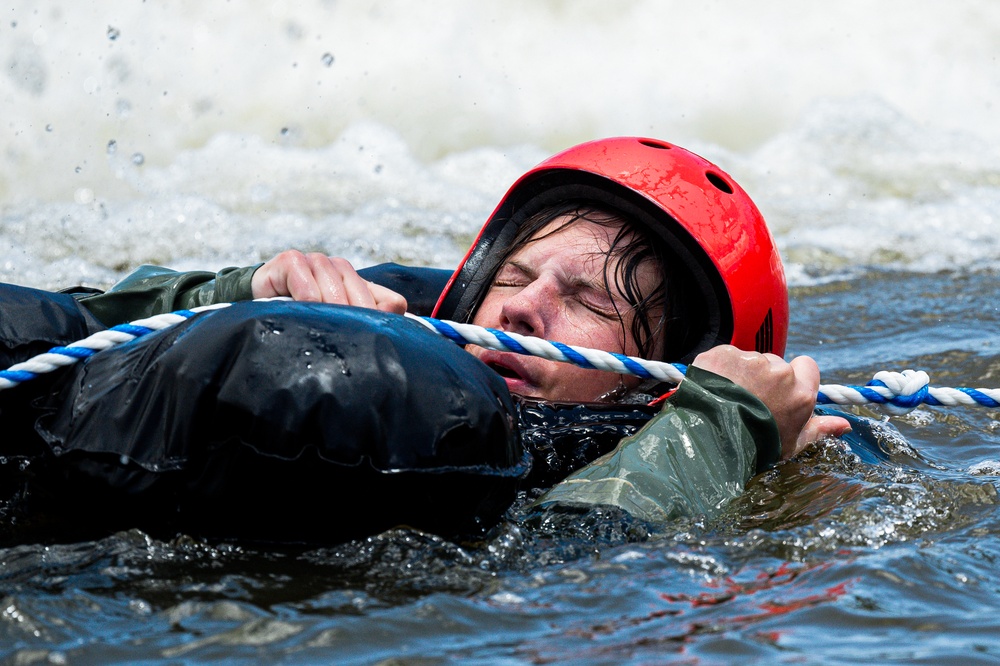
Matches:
[[120, 455, 129, 465], [280, 127, 289, 136], [75, 166, 81, 173], [131, 152, 145, 166], [107, 26, 120, 41], [107, 139, 117, 154], [374, 164, 383, 174], [45, 124, 52, 132], [321, 52, 334, 67]]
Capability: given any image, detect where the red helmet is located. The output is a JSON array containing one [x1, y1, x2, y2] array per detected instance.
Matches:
[[433, 137, 788, 362]]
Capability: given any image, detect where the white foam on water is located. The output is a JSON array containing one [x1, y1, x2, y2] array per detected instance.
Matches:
[[734, 97, 1000, 283], [3, 1, 1000, 289]]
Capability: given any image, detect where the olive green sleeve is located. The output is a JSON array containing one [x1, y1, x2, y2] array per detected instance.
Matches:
[[534, 365, 780, 522], [73, 264, 262, 327]]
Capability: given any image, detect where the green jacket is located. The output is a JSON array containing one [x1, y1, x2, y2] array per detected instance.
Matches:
[[72, 264, 262, 327], [70, 264, 779, 524], [535, 365, 775, 521]]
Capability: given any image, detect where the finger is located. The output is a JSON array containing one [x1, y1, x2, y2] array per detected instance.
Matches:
[[253, 251, 323, 301], [791, 414, 853, 457], [690, 345, 752, 375], [788, 354, 821, 392], [284, 254, 325, 302], [368, 282, 408, 314], [309, 256, 406, 312], [317, 257, 377, 308]]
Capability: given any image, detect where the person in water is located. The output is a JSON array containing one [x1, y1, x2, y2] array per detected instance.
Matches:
[[241, 138, 851, 458], [4, 137, 852, 538]]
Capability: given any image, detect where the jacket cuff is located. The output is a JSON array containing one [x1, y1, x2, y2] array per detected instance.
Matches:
[[212, 264, 263, 303], [673, 365, 781, 472]]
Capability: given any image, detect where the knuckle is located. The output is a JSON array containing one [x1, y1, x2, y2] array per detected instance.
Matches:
[[304, 252, 329, 268], [327, 256, 351, 271]]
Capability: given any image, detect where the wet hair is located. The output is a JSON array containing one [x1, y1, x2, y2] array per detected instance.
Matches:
[[483, 201, 688, 360]]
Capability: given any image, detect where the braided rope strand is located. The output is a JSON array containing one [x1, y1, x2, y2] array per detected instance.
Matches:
[[0, 302, 234, 390], [407, 316, 687, 384], [1, 300, 998, 413]]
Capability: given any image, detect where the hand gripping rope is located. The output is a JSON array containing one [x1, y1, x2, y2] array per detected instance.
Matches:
[[1, 300, 998, 415]]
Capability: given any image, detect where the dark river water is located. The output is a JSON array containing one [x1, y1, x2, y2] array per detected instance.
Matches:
[[2, 269, 999, 664]]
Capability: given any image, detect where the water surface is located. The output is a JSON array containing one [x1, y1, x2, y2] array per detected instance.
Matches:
[[3, 2, 1000, 662]]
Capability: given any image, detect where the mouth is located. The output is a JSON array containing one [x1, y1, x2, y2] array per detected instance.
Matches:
[[476, 350, 533, 388], [488, 361, 523, 380]]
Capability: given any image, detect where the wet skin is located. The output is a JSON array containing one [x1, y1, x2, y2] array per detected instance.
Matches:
[[467, 216, 660, 403]]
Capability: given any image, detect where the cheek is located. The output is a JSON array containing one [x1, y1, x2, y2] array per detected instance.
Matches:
[[568, 317, 631, 354], [470, 291, 500, 327]]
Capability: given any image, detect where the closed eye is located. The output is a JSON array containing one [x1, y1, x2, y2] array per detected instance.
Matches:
[[493, 262, 531, 288], [577, 293, 621, 319]]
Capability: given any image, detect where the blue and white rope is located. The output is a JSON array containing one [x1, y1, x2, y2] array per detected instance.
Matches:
[[818, 369, 1000, 415], [1, 300, 999, 414], [408, 315, 687, 384], [0, 302, 234, 390]]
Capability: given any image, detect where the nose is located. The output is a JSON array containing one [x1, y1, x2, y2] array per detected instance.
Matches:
[[498, 278, 555, 338]]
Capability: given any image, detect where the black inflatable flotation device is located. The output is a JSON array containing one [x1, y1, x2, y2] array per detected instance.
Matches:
[[0, 281, 528, 544]]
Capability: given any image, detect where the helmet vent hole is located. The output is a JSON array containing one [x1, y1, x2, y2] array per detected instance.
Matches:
[[639, 139, 672, 150], [706, 171, 734, 194]]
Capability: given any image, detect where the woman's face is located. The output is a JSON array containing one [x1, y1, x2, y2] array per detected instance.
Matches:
[[468, 215, 662, 402]]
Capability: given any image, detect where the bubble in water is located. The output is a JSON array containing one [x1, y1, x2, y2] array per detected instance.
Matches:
[[131, 153, 145, 166], [107, 139, 117, 155], [107, 26, 120, 41], [45, 124, 53, 132], [321, 52, 334, 67]]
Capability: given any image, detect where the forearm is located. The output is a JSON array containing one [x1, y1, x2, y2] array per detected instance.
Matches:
[[71, 264, 261, 327], [534, 366, 780, 522]]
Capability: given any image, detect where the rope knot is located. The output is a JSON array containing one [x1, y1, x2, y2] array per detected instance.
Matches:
[[868, 369, 930, 415]]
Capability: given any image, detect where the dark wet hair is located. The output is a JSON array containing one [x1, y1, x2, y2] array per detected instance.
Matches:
[[483, 201, 688, 360]]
